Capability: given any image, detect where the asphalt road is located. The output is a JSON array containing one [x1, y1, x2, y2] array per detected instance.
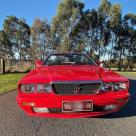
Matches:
[[0, 75, 136, 136]]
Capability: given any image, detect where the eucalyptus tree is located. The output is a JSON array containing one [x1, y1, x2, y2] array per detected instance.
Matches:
[[51, 0, 84, 52], [111, 12, 136, 70], [0, 30, 12, 59], [70, 9, 99, 56], [30, 18, 51, 60], [96, 0, 111, 57], [71, 0, 111, 58], [108, 4, 123, 70], [123, 14, 136, 70], [3, 16, 30, 60]]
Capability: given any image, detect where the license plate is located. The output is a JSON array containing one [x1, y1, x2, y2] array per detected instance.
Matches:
[[62, 100, 93, 112]]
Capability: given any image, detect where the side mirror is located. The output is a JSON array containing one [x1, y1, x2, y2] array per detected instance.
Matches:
[[35, 60, 43, 68]]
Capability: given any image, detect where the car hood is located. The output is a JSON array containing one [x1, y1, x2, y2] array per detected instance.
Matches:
[[19, 65, 101, 84], [19, 65, 128, 84], [99, 68, 128, 82], [46, 65, 101, 82]]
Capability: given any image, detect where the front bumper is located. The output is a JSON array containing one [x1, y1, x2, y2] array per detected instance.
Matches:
[[17, 91, 130, 118]]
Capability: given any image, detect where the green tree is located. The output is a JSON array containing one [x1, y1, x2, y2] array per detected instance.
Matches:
[[51, 0, 84, 52], [70, 0, 111, 58], [112, 12, 136, 71], [30, 18, 51, 60], [97, 0, 111, 57], [123, 14, 136, 70], [108, 4, 122, 70], [3, 16, 30, 60], [70, 9, 99, 55], [0, 30, 12, 59]]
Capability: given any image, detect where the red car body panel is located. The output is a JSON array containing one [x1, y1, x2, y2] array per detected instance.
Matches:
[[17, 64, 130, 118]]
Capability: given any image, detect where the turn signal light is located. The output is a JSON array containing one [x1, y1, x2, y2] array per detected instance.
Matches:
[[22, 102, 35, 106]]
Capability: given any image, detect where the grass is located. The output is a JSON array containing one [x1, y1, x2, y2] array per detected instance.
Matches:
[[0, 73, 25, 94], [117, 72, 136, 74], [117, 71, 136, 79]]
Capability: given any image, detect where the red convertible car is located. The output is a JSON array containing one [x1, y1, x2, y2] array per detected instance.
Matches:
[[17, 53, 130, 118]]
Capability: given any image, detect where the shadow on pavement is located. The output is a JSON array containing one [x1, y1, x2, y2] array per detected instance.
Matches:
[[101, 79, 136, 119]]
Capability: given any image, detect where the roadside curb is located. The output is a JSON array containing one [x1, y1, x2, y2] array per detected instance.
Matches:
[[0, 89, 16, 95]]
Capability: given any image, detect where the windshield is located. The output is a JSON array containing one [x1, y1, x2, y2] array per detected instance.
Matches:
[[44, 54, 95, 65]]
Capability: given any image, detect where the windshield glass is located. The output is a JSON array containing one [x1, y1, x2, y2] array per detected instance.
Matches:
[[44, 54, 95, 65]]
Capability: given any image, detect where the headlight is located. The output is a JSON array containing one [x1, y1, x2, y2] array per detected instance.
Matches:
[[100, 82, 127, 92], [36, 84, 52, 93], [113, 82, 127, 90], [20, 84, 35, 93], [100, 83, 113, 91], [20, 84, 52, 93]]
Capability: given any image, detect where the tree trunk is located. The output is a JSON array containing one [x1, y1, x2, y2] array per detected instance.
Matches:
[[0, 59, 5, 74]]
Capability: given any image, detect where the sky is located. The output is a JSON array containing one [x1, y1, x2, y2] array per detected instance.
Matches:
[[0, 0, 136, 28]]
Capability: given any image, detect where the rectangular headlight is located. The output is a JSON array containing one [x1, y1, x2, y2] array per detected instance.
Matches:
[[100, 82, 128, 92], [36, 84, 52, 93], [113, 82, 127, 90], [20, 84, 52, 93], [20, 84, 35, 93], [100, 83, 113, 92]]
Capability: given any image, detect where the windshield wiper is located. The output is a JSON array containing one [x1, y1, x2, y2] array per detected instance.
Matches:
[[63, 62, 75, 64], [47, 63, 58, 66], [47, 62, 75, 66]]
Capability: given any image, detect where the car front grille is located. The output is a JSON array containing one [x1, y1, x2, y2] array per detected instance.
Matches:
[[52, 80, 101, 95]]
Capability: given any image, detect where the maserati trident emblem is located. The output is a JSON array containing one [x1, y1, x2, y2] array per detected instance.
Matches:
[[74, 86, 81, 94]]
